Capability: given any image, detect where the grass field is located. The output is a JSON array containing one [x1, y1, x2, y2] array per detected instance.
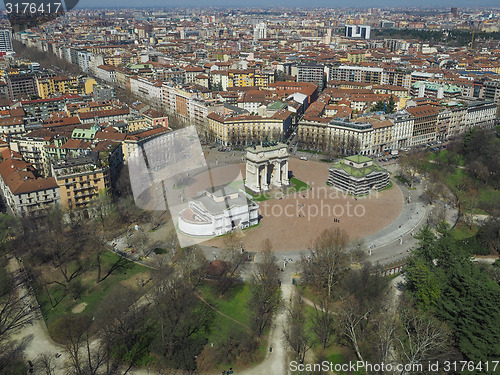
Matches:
[[425, 151, 500, 214], [247, 177, 311, 202], [37, 251, 149, 325], [199, 283, 252, 343], [452, 222, 478, 240], [198, 282, 270, 372]]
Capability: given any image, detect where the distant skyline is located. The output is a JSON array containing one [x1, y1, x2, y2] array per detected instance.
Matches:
[[69, 1, 500, 9]]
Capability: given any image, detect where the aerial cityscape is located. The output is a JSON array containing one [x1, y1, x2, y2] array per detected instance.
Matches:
[[0, 2, 499, 375]]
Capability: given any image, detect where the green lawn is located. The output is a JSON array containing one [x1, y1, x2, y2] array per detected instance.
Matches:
[[378, 180, 394, 192], [198, 282, 271, 372], [289, 177, 311, 194], [247, 177, 310, 201], [203, 283, 251, 326], [295, 301, 365, 375], [452, 222, 478, 240], [37, 251, 148, 325], [199, 283, 252, 345]]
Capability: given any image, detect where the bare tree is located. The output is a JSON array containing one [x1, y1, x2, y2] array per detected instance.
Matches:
[[372, 309, 398, 365], [49, 315, 109, 375], [396, 304, 452, 374], [217, 233, 247, 296], [96, 287, 153, 374], [301, 228, 349, 298], [148, 267, 213, 371], [0, 259, 34, 343], [283, 293, 313, 364], [336, 296, 372, 362], [311, 293, 336, 349], [399, 150, 422, 188], [34, 353, 57, 375], [248, 246, 282, 337], [171, 245, 208, 288]]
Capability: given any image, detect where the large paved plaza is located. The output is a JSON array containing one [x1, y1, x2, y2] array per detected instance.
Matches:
[[183, 158, 403, 252]]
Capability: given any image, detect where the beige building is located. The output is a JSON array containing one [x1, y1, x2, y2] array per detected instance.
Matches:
[[51, 154, 111, 210], [206, 110, 292, 146]]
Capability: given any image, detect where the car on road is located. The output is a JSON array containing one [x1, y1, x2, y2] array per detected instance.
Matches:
[[300, 156, 308, 161]]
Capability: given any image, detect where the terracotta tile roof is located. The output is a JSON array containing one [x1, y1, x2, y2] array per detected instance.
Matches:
[[95, 130, 126, 141], [0, 117, 23, 126], [5, 172, 58, 195], [125, 127, 169, 141], [1, 148, 22, 160], [407, 105, 440, 117], [78, 108, 129, 120]]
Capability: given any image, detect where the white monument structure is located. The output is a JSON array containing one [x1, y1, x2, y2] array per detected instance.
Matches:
[[245, 142, 289, 193], [178, 186, 259, 237]]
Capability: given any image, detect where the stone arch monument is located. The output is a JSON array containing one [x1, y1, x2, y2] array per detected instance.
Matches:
[[245, 142, 289, 193]]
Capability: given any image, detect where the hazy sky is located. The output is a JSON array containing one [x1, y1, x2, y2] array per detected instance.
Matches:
[[75, 1, 500, 9]]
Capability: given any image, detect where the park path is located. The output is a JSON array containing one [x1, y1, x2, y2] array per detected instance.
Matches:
[[7, 257, 68, 373], [238, 283, 293, 375]]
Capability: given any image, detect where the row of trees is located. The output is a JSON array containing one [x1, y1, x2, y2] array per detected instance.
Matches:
[[283, 228, 456, 370]]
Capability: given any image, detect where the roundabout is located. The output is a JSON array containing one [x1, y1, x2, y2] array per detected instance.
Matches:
[[181, 158, 403, 252]]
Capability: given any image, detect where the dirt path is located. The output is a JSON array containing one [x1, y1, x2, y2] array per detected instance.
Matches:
[[238, 283, 293, 375], [7, 257, 68, 374]]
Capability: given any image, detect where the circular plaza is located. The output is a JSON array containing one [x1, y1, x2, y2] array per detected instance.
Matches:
[[183, 158, 403, 252]]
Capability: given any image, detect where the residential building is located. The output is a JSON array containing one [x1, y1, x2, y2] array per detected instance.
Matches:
[[411, 81, 462, 99], [297, 64, 325, 90], [407, 105, 440, 145], [206, 110, 292, 146], [483, 80, 500, 103], [51, 153, 111, 210], [0, 29, 13, 53], [122, 127, 170, 163], [36, 76, 80, 99], [6, 73, 38, 100], [254, 22, 267, 42], [0, 156, 60, 216]]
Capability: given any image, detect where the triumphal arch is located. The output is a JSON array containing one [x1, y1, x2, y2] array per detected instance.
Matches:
[[244, 142, 289, 193]]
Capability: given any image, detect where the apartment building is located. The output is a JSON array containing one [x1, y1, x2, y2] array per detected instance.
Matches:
[[0, 156, 60, 216], [0, 29, 13, 53], [465, 100, 497, 129], [10, 129, 55, 174], [51, 153, 111, 210], [161, 84, 208, 127], [0, 116, 25, 135], [228, 69, 256, 88], [206, 110, 292, 146], [78, 107, 130, 124], [130, 76, 163, 108], [385, 111, 414, 149], [6, 73, 38, 100], [483, 80, 500, 103], [297, 64, 325, 91], [122, 127, 170, 163], [36, 76, 80, 99], [406, 105, 440, 145], [329, 66, 383, 86], [411, 81, 462, 99], [21, 96, 75, 123], [95, 65, 117, 84]]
